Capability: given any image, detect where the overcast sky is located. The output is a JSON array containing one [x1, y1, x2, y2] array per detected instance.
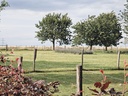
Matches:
[[0, 0, 126, 46]]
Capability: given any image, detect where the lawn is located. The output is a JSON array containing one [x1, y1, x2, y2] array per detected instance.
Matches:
[[1, 50, 128, 95]]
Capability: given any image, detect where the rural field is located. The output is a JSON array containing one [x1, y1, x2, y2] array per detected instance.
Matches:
[[0, 48, 128, 96]]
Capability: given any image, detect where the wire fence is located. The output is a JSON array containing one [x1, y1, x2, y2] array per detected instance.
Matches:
[[1, 47, 128, 96], [80, 69, 128, 96]]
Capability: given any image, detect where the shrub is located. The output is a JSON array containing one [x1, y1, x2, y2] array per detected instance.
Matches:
[[55, 48, 93, 54], [0, 51, 60, 96], [88, 67, 128, 96], [120, 51, 128, 54]]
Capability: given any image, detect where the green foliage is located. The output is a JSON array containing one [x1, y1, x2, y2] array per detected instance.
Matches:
[[35, 13, 72, 50], [72, 16, 99, 50], [0, 0, 9, 11], [97, 12, 122, 50], [72, 12, 122, 51], [120, 0, 128, 36]]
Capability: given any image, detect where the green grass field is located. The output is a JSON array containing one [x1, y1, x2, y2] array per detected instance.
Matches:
[[1, 50, 128, 95]]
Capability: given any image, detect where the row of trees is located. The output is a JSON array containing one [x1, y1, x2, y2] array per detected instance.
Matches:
[[35, 1, 127, 51], [72, 13, 122, 51]]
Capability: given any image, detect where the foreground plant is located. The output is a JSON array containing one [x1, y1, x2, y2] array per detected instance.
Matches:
[[123, 60, 128, 95], [88, 69, 122, 96], [0, 51, 60, 96], [0, 65, 60, 96]]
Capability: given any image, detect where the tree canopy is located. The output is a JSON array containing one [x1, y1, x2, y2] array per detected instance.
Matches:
[[0, 0, 9, 11], [120, 0, 128, 37], [72, 16, 99, 50], [35, 13, 72, 50], [97, 12, 122, 51], [72, 12, 122, 51]]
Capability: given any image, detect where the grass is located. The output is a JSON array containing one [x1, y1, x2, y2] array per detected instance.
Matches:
[[1, 50, 128, 95]]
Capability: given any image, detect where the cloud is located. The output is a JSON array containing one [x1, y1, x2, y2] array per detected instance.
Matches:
[[7, 0, 68, 11], [6, 0, 125, 12], [5, 0, 126, 22], [0, 0, 126, 46]]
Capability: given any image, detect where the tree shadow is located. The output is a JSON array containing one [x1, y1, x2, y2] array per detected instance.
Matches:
[[22, 60, 80, 72], [17, 60, 126, 86]]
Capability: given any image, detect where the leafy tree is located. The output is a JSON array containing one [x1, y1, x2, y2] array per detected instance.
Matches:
[[72, 16, 99, 50], [73, 12, 122, 51], [35, 13, 72, 50], [72, 22, 84, 46], [120, 0, 128, 36], [97, 12, 122, 51], [0, 0, 9, 11]]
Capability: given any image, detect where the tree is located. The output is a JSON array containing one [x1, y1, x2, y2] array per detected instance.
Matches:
[[35, 13, 72, 50], [72, 22, 85, 46], [120, 0, 128, 36], [73, 12, 122, 51], [72, 16, 99, 50], [0, 0, 9, 11], [97, 12, 122, 51]]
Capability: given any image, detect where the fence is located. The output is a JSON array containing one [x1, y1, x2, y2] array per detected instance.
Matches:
[[29, 48, 124, 96], [0, 45, 8, 51], [0, 45, 53, 51], [75, 50, 127, 96], [0, 48, 127, 96]]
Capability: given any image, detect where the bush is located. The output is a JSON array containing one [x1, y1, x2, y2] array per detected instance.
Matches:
[[55, 48, 93, 54], [120, 51, 128, 54], [0, 65, 60, 96], [0, 51, 60, 96]]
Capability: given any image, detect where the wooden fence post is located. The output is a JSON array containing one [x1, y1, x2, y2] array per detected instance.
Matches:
[[6, 44, 8, 51], [81, 49, 84, 68], [18, 56, 23, 73], [117, 51, 120, 69], [76, 65, 83, 96], [33, 48, 37, 71]]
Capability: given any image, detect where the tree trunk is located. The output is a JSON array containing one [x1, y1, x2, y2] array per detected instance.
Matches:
[[105, 46, 107, 51], [90, 45, 93, 50], [52, 40, 55, 50]]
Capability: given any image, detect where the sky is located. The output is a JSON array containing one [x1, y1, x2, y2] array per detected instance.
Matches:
[[0, 0, 127, 46]]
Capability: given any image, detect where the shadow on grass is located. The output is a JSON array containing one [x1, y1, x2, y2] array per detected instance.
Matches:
[[25, 69, 76, 74], [19, 60, 126, 85], [22, 60, 80, 72], [25, 70, 124, 85], [23, 60, 125, 72], [84, 63, 124, 70], [83, 68, 125, 71]]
